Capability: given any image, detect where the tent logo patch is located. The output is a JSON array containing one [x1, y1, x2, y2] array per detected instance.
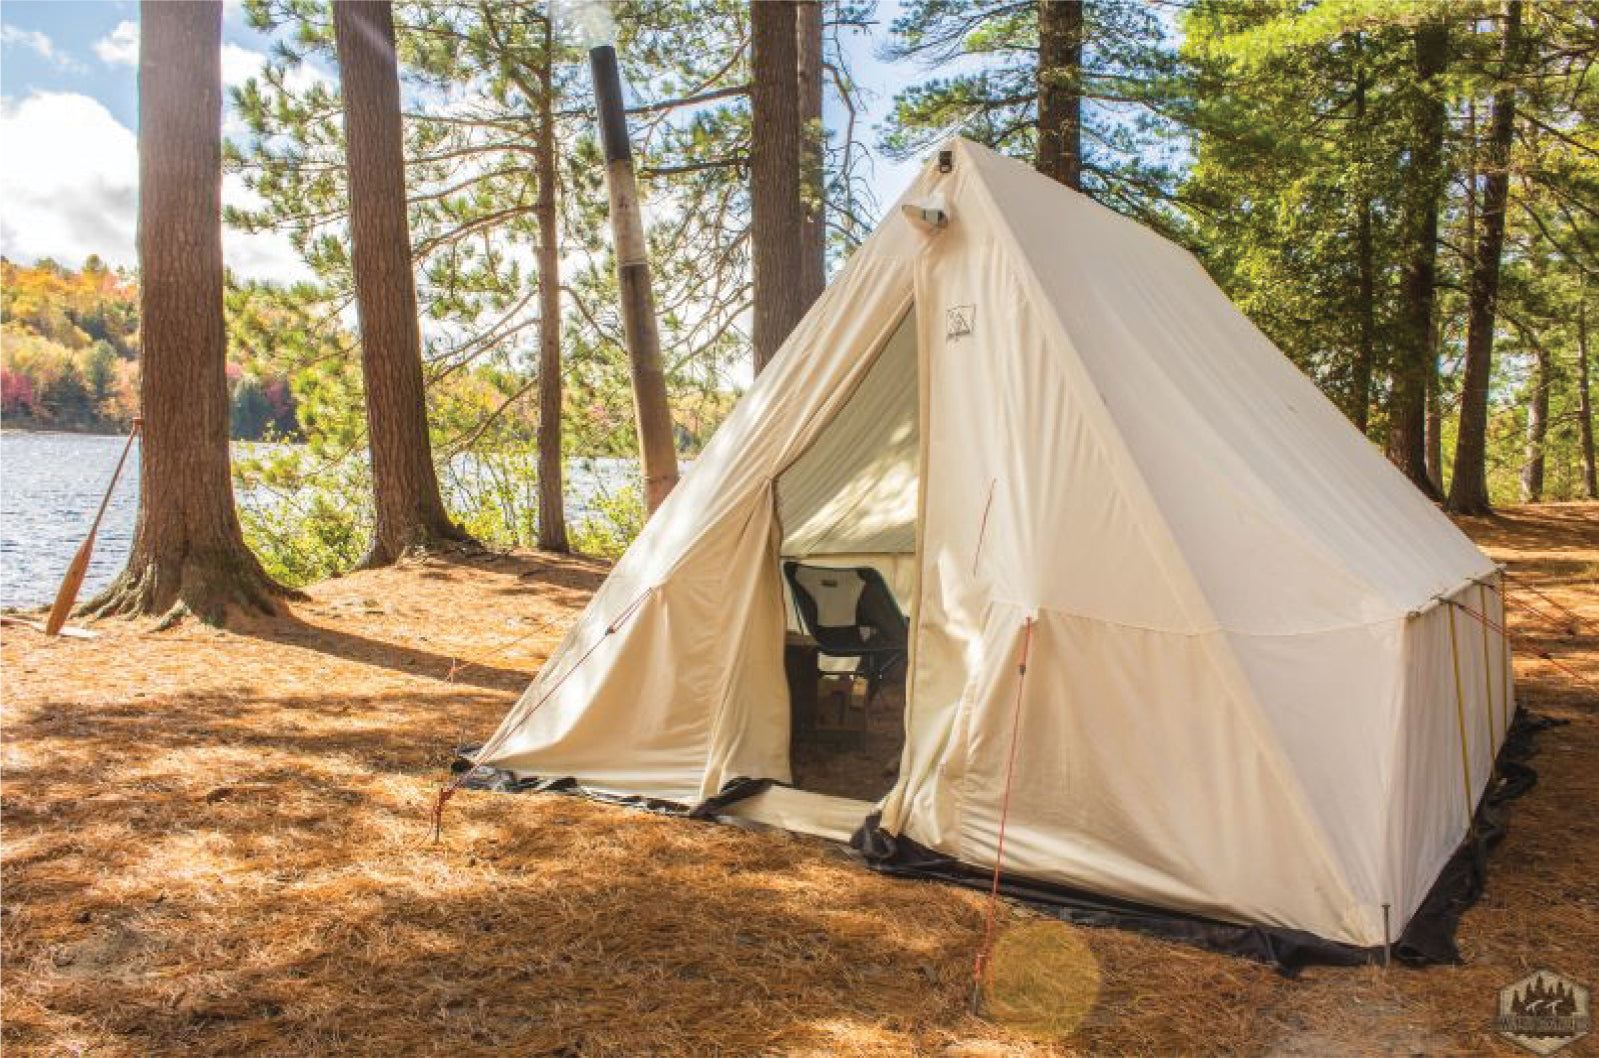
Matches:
[[1496, 970, 1591, 1055], [946, 304, 975, 341]]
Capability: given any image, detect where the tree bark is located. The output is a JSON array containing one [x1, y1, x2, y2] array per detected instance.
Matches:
[[1037, 0, 1085, 190], [1426, 331, 1444, 494], [1522, 343, 1550, 502], [535, 14, 568, 552], [751, 0, 806, 372], [1449, 1, 1523, 515], [1351, 63, 1375, 434], [333, 0, 470, 566], [796, 0, 827, 311], [1389, 17, 1449, 500], [87, 0, 292, 626], [590, 44, 679, 515], [1578, 300, 1597, 499]]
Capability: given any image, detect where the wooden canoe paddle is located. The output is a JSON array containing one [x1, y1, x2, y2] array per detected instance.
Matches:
[[44, 417, 142, 636]]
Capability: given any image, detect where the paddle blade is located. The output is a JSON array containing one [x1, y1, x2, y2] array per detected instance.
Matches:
[[44, 531, 96, 636]]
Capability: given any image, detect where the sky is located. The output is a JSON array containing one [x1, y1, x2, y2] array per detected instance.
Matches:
[[0, 0, 335, 281], [0, 1, 923, 286]]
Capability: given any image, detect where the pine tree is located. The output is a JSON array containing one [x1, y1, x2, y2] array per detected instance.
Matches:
[[1449, 2, 1525, 515], [1037, 0, 1085, 189], [1578, 297, 1598, 499], [332, 0, 473, 565], [1390, 16, 1449, 499], [534, 12, 568, 551], [797, 0, 827, 307], [881, 0, 1178, 222], [476, 2, 569, 550], [1180, 4, 1409, 432], [1522, 341, 1550, 501], [751, 0, 806, 371], [1180, 2, 1597, 505], [88, 0, 291, 625]]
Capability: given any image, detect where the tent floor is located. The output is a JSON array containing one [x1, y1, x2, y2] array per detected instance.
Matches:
[[790, 676, 907, 803]]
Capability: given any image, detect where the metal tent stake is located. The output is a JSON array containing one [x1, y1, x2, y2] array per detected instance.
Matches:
[[1382, 902, 1391, 969]]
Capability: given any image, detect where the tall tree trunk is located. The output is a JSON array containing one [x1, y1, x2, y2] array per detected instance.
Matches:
[[1426, 331, 1444, 493], [1352, 199, 1376, 433], [535, 15, 567, 552], [590, 44, 679, 515], [750, 0, 805, 372], [796, 0, 826, 310], [1437, 97, 1475, 490], [1036, 0, 1085, 190], [1390, 17, 1449, 500], [1522, 343, 1550, 502], [88, 0, 290, 626], [1449, 1, 1523, 515], [1578, 300, 1598, 499], [333, 0, 470, 566], [1351, 63, 1375, 434]]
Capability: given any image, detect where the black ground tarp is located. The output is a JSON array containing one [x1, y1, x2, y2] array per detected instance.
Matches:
[[452, 709, 1561, 974]]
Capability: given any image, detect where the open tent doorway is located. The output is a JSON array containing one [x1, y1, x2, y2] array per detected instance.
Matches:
[[774, 308, 920, 803]]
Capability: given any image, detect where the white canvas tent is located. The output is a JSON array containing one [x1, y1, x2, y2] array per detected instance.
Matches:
[[468, 139, 1512, 952]]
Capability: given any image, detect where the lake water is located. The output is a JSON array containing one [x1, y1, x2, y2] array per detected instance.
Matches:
[[2, 432, 143, 611], [0, 431, 638, 610]]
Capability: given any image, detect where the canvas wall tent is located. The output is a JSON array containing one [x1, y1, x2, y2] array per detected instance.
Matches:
[[464, 138, 1514, 957]]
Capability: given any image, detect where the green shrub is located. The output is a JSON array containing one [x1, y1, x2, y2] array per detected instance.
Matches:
[[234, 444, 371, 587], [569, 475, 644, 558]]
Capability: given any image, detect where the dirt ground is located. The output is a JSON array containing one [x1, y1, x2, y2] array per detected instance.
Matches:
[[2, 505, 1595, 1057], [791, 677, 908, 803]]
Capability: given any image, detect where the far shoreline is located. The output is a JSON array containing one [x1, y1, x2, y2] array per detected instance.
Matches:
[[1, 420, 132, 438], [2, 424, 300, 444]]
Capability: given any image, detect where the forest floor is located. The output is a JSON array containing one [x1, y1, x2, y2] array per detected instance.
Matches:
[[2, 504, 1595, 1057]]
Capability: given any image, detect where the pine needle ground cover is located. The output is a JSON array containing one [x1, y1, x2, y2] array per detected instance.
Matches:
[[2, 506, 1595, 1057]]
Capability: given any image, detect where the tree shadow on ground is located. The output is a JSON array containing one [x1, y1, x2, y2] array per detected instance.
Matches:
[[1, 676, 1016, 1056], [237, 613, 532, 693]]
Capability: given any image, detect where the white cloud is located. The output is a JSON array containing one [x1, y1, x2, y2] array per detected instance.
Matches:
[[0, 91, 310, 284], [221, 42, 265, 87], [98, 27, 307, 94], [2, 25, 53, 58], [288, 61, 335, 95], [93, 20, 138, 66], [3, 25, 81, 70], [0, 93, 137, 267], [221, 172, 311, 283]]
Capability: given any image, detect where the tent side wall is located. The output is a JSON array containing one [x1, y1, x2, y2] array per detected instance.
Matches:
[[1388, 574, 1513, 926]]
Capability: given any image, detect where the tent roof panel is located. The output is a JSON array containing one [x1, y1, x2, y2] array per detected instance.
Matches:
[[960, 143, 1492, 623]]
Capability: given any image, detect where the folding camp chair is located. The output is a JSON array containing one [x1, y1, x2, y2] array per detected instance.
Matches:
[[782, 562, 908, 718]]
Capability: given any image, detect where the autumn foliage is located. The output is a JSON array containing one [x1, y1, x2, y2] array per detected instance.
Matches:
[[0, 258, 296, 438]]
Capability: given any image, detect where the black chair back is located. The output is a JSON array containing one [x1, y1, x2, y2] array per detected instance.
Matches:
[[783, 562, 908, 659]]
